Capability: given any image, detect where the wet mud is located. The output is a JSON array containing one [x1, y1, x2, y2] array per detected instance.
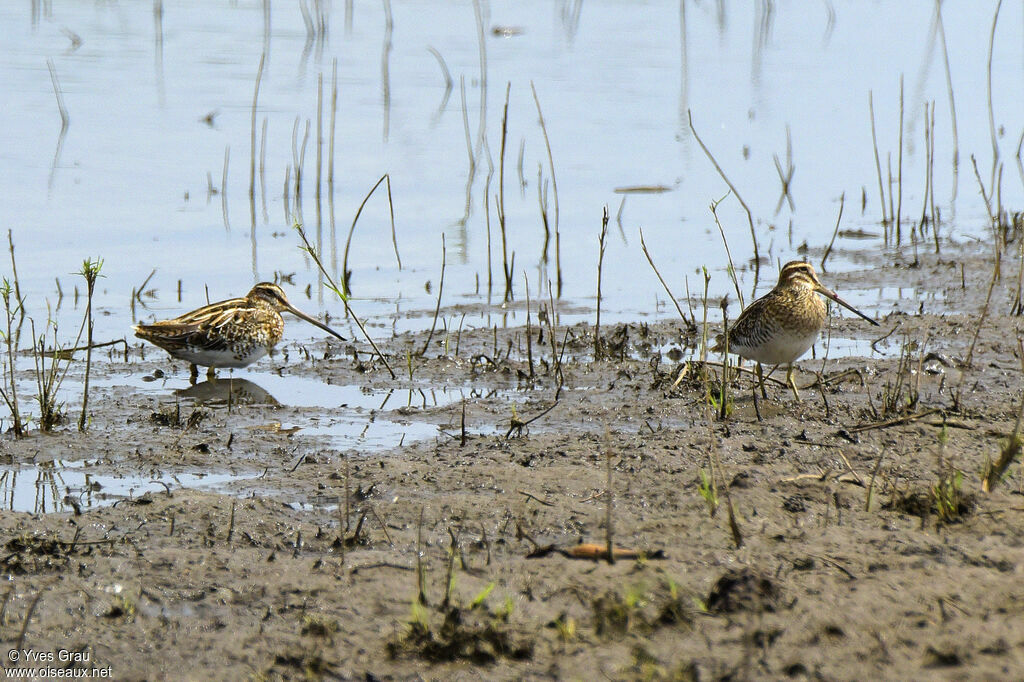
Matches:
[[2, 240, 1024, 680]]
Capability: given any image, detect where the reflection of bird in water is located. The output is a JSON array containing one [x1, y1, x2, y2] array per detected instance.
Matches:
[[713, 261, 878, 400], [134, 282, 345, 384], [175, 377, 279, 407]]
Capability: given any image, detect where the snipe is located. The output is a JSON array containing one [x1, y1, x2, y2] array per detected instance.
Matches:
[[713, 261, 877, 400], [134, 282, 345, 383]]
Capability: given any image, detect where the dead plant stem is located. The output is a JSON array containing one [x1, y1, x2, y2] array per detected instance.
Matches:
[[639, 227, 694, 329], [688, 110, 760, 280], [595, 206, 609, 360], [498, 82, 512, 302], [934, 0, 959, 200], [341, 174, 400, 295], [820, 192, 846, 272], [531, 82, 561, 295], [869, 91, 889, 228], [986, 0, 1003, 187], [421, 235, 446, 356], [249, 52, 265, 228], [897, 74, 904, 241], [295, 222, 396, 378], [710, 194, 744, 308]]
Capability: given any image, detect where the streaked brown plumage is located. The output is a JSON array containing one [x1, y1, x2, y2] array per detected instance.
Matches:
[[713, 261, 877, 399], [134, 282, 345, 383]]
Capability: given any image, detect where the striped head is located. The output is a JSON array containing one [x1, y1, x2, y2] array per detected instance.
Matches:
[[776, 261, 822, 292], [246, 282, 292, 311], [776, 261, 878, 326], [246, 282, 347, 341]]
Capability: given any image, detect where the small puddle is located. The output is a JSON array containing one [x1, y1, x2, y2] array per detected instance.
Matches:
[[0, 460, 251, 514], [94, 372, 472, 411], [299, 415, 447, 451], [818, 336, 877, 359], [190, 376, 475, 411], [0, 377, 501, 514], [840, 286, 946, 314], [87, 372, 484, 450], [173, 378, 477, 450]]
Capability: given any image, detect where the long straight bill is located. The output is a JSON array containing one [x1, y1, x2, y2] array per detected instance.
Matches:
[[285, 305, 347, 340], [818, 287, 878, 326]]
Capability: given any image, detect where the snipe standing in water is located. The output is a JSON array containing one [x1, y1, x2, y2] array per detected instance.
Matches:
[[134, 282, 346, 383], [713, 261, 878, 400]]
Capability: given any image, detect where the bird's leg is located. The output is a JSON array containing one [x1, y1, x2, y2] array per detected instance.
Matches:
[[206, 365, 216, 381], [189, 363, 199, 385], [755, 363, 768, 399], [786, 364, 801, 401]]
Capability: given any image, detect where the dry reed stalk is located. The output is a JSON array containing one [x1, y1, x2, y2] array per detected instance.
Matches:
[[518, 140, 527, 196], [638, 227, 693, 328], [498, 83, 512, 302], [869, 91, 888, 228], [1016, 131, 1024, 193], [78, 258, 102, 431], [315, 71, 324, 217], [595, 207, 609, 360], [688, 110, 760, 278], [421, 235, 446, 356], [887, 154, 895, 236], [524, 273, 534, 381], [986, 0, 1003, 188], [340, 174, 399, 295], [546, 279, 560, 376], [426, 46, 453, 109], [472, 0, 488, 155], [221, 146, 230, 231], [259, 117, 268, 223], [328, 59, 338, 191], [536, 165, 550, 258], [47, 58, 69, 130], [709, 194, 744, 309], [719, 299, 730, 421], [934, 0, 959, 200], [249, 52, 265, 228], [955, 163, 1002, 406], [896, 74, 904, 242], [820, 192, 846, 272], [381, 0, 393, 140], [484, 165, 493, 295], [416, 507, 427, 605], [531, 82, 561, 294], [283, 165, 291, 224], [295, 222, 396, 378], [459, 76, 475, 180], [921, 100, 937, 246]]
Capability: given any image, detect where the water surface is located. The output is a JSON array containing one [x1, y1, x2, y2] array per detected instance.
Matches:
[[0, 0, 1020, 413]]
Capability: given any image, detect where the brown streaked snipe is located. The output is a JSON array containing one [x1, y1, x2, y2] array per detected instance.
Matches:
[[713, 261, 878, 400], [134, 282, 345, 383]]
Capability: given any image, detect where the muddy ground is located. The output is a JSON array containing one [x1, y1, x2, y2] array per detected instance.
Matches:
[[2, 238, 1024, 681]]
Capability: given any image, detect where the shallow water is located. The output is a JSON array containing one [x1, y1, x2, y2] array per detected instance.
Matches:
[[2, 2, 1021, 334], [0, 459, 251, 514], [0, 1, 1021, 434], [0, 374, 476, 511], [96, 370, 471, 409], [113, 371, 470, 444]]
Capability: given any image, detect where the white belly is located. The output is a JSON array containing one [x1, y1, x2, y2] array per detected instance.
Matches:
[[179, 345, 270, 369], [732, 329, 817, 365]]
